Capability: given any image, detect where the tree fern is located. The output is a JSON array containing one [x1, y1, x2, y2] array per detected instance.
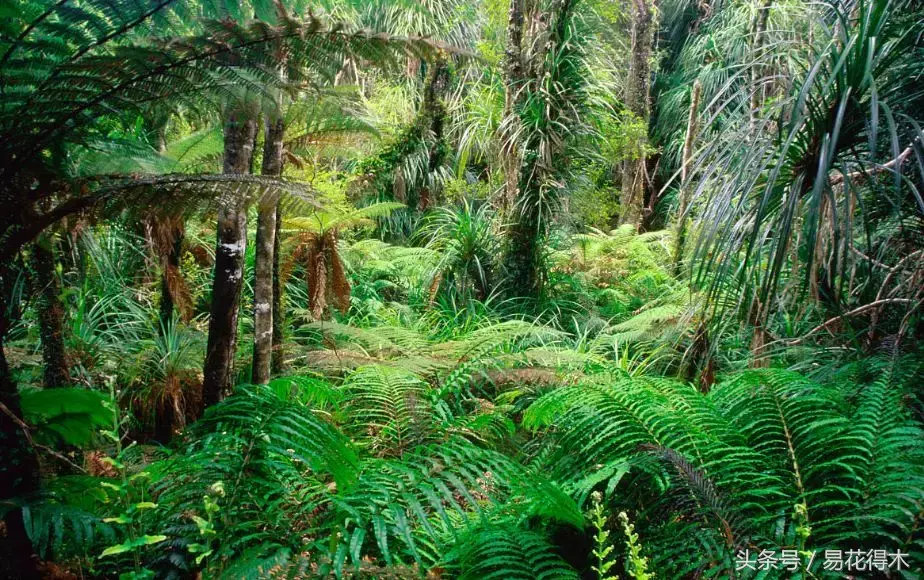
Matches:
[[343, 365, 436, 456]]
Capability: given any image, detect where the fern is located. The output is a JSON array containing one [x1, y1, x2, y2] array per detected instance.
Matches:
[[343, 365, 436, 456], [327, 436, 582, 574], [147, 383, 358, 575], [524, 358, 924, 576], [21, 475, 115, 561], [443, 523, 579, 579]]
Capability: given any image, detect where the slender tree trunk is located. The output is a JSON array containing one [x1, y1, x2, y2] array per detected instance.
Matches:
[[748, 296, 770, 368], [501, 0, 525, 212], [151, 117, 188, 330], [29, 233, 69, 388], [619, 0, 654, 229], [252, 117, 284, 384], [504, 174, 542, 297], [201, 108, 257, 410], [271, 199, 285, 374], [673, 79, 703, 275], [749, 0, 773, 134], [0, 266, 41, 578], [158, 236, 182, 326], [419, 56, 450, 211]]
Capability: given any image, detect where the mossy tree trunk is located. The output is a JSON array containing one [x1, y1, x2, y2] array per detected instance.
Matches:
[[202, 107, 257, 410], [501, 0, 525, 212], [619, 0, 654, 229], [29, 232, 69, 388], [502, 0, 578, 300], [419, 56, 450, 211]]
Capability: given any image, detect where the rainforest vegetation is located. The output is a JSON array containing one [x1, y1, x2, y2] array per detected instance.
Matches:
[[1, 0, 923, 578]]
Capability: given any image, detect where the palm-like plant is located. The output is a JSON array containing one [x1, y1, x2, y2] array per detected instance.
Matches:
[[523, 357, 924, 577], [284, 202, 405, 320], [416, 199, 500, 301], [684, 0, 924, 353]]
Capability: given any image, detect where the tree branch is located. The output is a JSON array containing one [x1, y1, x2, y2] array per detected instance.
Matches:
[[830, 144, 915, 186], [787, 298, 915, 345], [0, 400, 87, 474]]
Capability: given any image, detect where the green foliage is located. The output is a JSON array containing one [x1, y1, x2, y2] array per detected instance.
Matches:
[[19, 388, 113, 447], [415, 199, 500, 301], [590, 492, 617, 580], [524, 357, 924, 577], [688, 0, 924, 331], [445, 523, 579, 579], [618, 511, 651, 580], [21, 476, 115, 561], [5, 1, 924, 579]]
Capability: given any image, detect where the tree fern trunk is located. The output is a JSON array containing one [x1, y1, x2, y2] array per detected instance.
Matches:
[[253, 117, 284, 385], [0, 274, 41, 578], [202, 108, 257, 410], [620, 0, 654, 229], [157, 223, 184, 328], [30, 233, 69, 387]]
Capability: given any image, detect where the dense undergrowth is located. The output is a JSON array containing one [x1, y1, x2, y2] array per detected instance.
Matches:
[[2, 0, 923, 578], [7, 223, 924, 579]]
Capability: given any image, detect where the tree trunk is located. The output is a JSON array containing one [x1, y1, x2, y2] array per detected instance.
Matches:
[[619, 0, 654, 229], [504, 179, 542, 298], [271, 198, 285, 374], [0, 267, 41, 578], [252, 117, 284, 385], [29, 233, 69, 388], [201, 109, 257, 410], [501, 0, 525, 212], [502, 0, 575, 300], [749, 0, 773, 134], [419, 56, 450, 211], [673, 79, 703, 275]]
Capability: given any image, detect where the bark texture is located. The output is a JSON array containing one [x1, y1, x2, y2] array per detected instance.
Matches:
[[202, 109, 257, 410], [252, 117, 284, 384], [419, 56, 450, 211], [271, 198, 285, 374], [501, 0, 525, 211], [30, 233, 69, 387], [619, 0, 654, 229]]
